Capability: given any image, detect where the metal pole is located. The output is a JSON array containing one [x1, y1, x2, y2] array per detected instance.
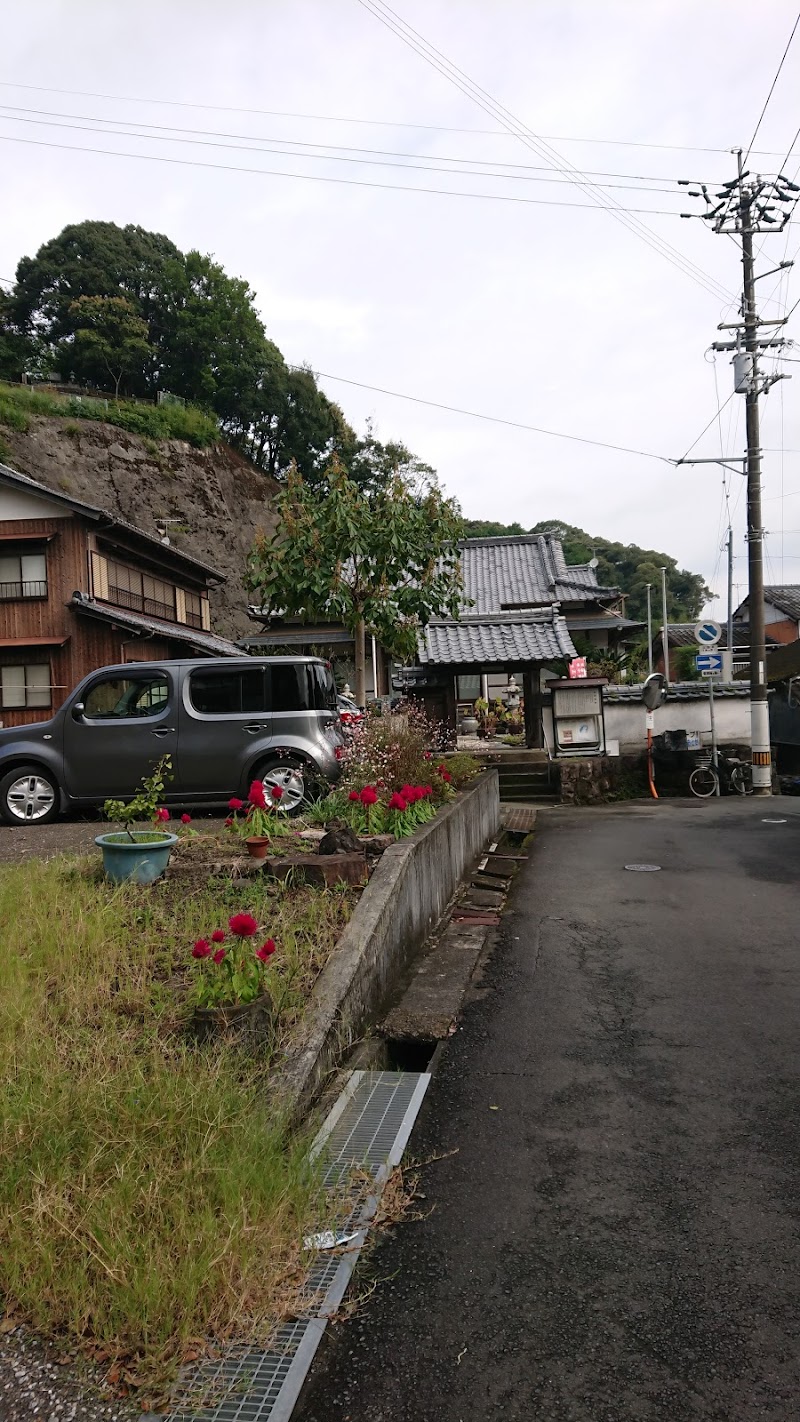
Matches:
[[709, 674, 719, 795], [726, 526, 734, 679], [738, 149, 771, 794], [661, 567, 670, 685], [646, 583, 653, 674]]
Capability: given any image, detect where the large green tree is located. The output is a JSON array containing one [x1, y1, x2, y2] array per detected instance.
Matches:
[[247, 461, 464, 703], [531, 519, 711, 622], [67, 296, 154, 398]]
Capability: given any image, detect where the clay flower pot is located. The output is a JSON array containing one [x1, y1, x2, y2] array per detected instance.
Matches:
[[245, 834, 270, 860]]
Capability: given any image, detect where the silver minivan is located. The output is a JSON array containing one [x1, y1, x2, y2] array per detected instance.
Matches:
[[0, 656, 344, 824]]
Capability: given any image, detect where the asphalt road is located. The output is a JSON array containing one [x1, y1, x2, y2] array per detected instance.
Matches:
[[296, 799, 800, 1422]]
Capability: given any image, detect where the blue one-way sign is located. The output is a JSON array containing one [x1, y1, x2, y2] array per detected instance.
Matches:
[[696, 651, 723, 675]]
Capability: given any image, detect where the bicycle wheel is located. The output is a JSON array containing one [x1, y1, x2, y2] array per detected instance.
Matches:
[[729, 764, 754, 796], [689, 766, 718, 798]]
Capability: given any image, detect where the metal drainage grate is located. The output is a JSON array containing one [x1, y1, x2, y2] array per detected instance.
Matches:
[[147, 1071, 430, 1422]]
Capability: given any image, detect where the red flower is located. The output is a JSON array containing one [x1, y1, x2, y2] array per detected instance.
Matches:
[[441, 771, 452, 784], [192, 938, 211, 959], [228, 797, 243, 811], [181, 813, 191, 825], [211, 929, 226, 943], [229, 912, 259, 938], [212, 947, 226, 965], [224, 817, 233, 828], [388, 793, 408, 812], [155, 807, 169, 822], [270, 784, 284, 802], [255, 939, 276, 963], [248, 780, 267, 809], [360, 786, 378, 806], [437, 763, 447, 775], [348, 790, 360, 802], [423, 785, 433, 797]]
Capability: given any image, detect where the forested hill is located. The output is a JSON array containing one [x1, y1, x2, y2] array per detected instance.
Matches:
[[462, 518, 710, 624]]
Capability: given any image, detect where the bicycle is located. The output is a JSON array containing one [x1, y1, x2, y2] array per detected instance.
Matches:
[[689, 751, 754, 798]]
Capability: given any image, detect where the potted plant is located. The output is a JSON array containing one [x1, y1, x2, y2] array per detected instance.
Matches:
[[190, 913, 277, 1043], [96, 756, 178, 884], [227, 779, 292, 859]]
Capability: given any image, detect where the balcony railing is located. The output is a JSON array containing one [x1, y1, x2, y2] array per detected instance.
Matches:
[[0, 579, 48, 599], [184, 609, 205, 630], [108, 585, 175, 621]]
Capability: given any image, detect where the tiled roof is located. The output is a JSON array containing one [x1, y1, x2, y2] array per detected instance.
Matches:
[[459, 534, 618, 615], [419, 609, 576, 665], [765, 587, 800, 621], [70, 595, 241, 656], [604, 681, 751, 702]]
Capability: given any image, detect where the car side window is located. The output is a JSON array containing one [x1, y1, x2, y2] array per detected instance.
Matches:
[[82, 674, 170, 720], [268, 664, 312, 713], [189, 668, 266, 715]]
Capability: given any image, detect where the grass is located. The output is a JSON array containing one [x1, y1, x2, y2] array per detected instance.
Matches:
[[0, 381, 219, 449], [0, 846, 354, 1395]]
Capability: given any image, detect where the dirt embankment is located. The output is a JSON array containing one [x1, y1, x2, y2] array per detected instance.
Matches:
[[1, 415, 280, 638]]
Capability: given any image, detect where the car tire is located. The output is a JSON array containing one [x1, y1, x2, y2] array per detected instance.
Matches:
[[0, 763, 61, 826], [255, 755, 319, 817]]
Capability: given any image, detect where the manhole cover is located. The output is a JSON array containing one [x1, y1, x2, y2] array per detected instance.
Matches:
[[624, 864, 662, 872], [762, 818, 787, 824]]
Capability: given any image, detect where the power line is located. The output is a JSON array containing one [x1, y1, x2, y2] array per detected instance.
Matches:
[[0, 78, 790, 157], [744, 8, 800, 161], [0, 131, 692, 215], [675, 391, 738, 463], [0, 108, 697, 194], [312, 369, 672, 461], [355, 0, 734, 303]]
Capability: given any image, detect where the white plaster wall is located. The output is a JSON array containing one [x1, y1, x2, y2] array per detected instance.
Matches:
[[543, 696, 752, 755], [0, 485, 65, 520]]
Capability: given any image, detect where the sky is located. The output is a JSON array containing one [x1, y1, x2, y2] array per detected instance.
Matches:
[[1, 0, 799, 618]]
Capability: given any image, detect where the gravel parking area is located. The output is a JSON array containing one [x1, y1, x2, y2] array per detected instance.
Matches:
[[0, 815, 228, 863], [0, 1323, 141, 1422]]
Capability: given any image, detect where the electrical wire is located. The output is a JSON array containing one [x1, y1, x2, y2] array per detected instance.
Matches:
[[0, 132, 689, 214], [0, 78, 792, 157], [310, 370, 672, 461], [0, 109, 696, 195], [0, 103, 719, 188], [744, 8, 800, 162], [355, 0, 734, 303], [675, 390, 738, 463]]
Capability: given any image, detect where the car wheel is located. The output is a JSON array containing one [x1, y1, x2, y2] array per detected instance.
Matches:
[[0, 764, 60, 825], [256, 756, 318, 817]]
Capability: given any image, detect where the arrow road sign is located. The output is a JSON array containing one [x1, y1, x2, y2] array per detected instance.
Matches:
[[696, 652, 723, 675], [694, 619, 722, 647]]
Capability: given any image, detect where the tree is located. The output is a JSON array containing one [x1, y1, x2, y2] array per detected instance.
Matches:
[[247, 461, 464, 704], [66, 296, 154, 397], [530, 519, 711, 621], [462, 518, 526, 538], [0, 287, 30, 382]]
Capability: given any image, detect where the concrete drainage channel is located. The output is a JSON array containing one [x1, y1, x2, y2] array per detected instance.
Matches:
[[143, 777, 532, 1422]]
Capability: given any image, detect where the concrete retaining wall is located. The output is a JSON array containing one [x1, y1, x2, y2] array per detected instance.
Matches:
[[279, 769, 501, 1117]]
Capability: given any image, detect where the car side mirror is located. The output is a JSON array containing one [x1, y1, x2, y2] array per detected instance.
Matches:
[[72, 701, 86, 721]]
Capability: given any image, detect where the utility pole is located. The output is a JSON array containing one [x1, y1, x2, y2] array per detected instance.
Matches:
[[726, 526, 734, 678], [681, 152, 798, 794], [646, 583, 653, 675], [660, 567, 670, 685]]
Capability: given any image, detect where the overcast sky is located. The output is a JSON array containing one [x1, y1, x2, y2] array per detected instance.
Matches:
[[2, 1, 799, 617]]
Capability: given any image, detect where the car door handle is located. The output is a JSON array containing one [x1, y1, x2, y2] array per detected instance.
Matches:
[[151, 727, 175, 737], [243, 723, 262, 734]]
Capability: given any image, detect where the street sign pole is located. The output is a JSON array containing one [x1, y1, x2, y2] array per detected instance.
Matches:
[[709, 675, 720, 796]]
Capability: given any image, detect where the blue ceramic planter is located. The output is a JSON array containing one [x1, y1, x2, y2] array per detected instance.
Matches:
[[95, 831, 178, 884]]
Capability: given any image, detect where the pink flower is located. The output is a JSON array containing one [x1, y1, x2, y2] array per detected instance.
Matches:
[[224, 817, 234, 828], [229, 912, 259, 938], [211, 929, 226, 943], [360, 786, 378, 806], [348, 790, 360, 802], [228, 797, 243, 811], [155, 807, 169, 822], [255, 939, 276, 962], [270, 785, 284, 802], [181, 813, 191, 825], [248, 780, 267, 809], [388, 793, 408, 812], [212, 947, 226, 965], [192, 938, 211, 959]]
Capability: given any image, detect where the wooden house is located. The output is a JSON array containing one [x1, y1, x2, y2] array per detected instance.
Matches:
[[0, 462, 239, 727]]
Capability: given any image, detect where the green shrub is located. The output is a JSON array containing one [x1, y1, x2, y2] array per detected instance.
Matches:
[[0, 394, 30, 432], [0, 382, 219, 449]]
